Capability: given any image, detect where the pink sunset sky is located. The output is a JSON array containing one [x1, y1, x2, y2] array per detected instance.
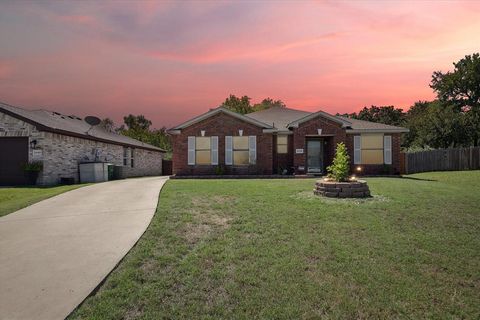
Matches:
[[0, 1, 479, 128]]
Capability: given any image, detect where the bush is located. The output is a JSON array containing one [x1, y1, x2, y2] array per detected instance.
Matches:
[[22, 161, 43, 172], [327, 142, 350, 182]]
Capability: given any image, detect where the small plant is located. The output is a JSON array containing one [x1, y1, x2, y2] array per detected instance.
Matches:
[[23, 161, 43, 172], [327, 142, 350, 182], [215, 165, 225, 175]]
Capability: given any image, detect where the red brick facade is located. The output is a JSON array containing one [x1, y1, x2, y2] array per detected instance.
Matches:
[[172, 112, 273, 175], [171, 111, 403, 176], [345, 133, 402, 175], [292, 116, 346, 175]]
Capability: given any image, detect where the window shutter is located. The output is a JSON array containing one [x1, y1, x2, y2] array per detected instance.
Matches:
[[188, 136, 195, 165], [248, 136, 257, 165], [225, 136, 233, 165], [354, 135, 361, 164], [211, 136, 218, 165], [384, 135, 392, 165]]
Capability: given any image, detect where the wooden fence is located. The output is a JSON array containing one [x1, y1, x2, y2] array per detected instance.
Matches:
[[403, 147, 480, 174]]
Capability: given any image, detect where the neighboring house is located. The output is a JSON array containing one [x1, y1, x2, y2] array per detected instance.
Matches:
[[0, 102, 165, 185], [169, 106, 408, 176]]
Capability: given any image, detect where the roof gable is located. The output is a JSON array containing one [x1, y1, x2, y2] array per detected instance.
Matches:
[[288, 110, 351, 128], [169, 107, 273, 133], [0, 102, 165, 152], [245, 107, 311, 130]]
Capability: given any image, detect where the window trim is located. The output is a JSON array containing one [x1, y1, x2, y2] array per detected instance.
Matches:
[[276, 135, 288, 154], [233, 136, 249, 166], [194, 136, 212, 165]]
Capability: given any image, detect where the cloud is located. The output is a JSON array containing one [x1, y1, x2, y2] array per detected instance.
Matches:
[[0, 1, 478, 127]]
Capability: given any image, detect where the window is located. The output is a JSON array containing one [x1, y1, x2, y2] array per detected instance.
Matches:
[[233, 136, 249, 165], [130, 148, 135, 168], [354, 134, 390, 165], [123, 147, 129, 166], [277, 135, 288, 154], [195, 137, 211, 165], [187, 136, 218, 165]]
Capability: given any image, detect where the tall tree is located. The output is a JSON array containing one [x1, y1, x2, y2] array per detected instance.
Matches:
[[123, 114, 152, 131], [430, 53, 480, 145], [343, 105, 406, 126], [221, 95, 287, 114], [404, 100, 468, 149], [221, 95, 253, 114], [252, 98, 286, 111]]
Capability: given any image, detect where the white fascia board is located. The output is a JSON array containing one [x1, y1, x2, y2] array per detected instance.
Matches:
[[288, 111, 350, 128], [346, 128, 410, 134], [170, 107, 273, 131]]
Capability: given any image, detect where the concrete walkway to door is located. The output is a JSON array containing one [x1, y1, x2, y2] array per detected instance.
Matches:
[[0, 176, 168, 320]]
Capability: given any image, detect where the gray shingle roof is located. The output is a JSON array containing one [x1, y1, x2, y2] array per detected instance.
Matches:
[[0, 102, 165, 152], [246, 106, 408, 132], [245, 107, 311, 130]]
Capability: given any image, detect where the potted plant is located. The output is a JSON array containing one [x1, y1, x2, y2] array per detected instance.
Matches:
[[23, 161, 43, 185]]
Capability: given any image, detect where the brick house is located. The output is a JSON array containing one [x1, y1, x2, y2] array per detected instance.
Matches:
[[169, 106, 408, 176], [0, 102, 165, 185]]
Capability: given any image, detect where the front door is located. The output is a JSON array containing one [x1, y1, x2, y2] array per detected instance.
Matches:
[[307, 140, 323, 174]]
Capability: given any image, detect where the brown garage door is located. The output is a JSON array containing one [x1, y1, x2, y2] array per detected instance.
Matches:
[[0, 137, 29, 186]]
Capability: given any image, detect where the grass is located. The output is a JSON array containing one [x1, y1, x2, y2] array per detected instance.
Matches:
[[0, 185, 85, 217], [70, 171, 480, 319]]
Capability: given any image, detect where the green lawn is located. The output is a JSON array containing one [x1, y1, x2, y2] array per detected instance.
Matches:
[[0, 185, 85, 217], [70, 172, 480, 319]]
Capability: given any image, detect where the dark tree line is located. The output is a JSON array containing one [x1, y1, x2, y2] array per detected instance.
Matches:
[[220, 95, 286, 114], [342, 53, 480, 149], [100, 115, 172, 158], [102, 53, 479, 153]]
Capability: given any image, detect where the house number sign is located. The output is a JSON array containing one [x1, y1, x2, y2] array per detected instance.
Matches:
[[295, 148, 304, 154], [32, 149, 43, 160]]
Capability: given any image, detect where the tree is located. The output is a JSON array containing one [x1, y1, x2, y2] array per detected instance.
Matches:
[[327, 142, 350, 182], [430, 53, 480, 145], [404, 100, 468, 149], [343, 105, 406, 126], [220, 95, 287, 114], [100, 118, 116, 132], [221, 95, 253, 114], [123, 114, 152, 131], [252, 98, 286, 111]]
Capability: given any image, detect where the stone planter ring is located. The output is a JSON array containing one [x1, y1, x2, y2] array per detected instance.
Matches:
[[314, 180, 371, 198]]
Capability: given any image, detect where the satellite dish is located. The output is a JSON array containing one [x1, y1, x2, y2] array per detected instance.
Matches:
[[84, 116, 101, 126]]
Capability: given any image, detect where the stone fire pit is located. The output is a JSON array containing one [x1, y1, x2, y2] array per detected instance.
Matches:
[[314, 180, 371, 198]]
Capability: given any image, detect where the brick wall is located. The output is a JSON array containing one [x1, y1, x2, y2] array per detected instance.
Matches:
[[272, 134, 294, 174], [40, 133, 163, 184], [172, 112, 273, 175], [1, 111, 163, 185], [292, 116, 346, 174], [345, 133, 402, 175]]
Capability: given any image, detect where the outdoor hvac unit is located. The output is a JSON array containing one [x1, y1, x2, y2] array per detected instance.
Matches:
[[79, 162, 110, 183]]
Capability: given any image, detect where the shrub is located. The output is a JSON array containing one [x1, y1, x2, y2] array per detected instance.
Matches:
[[23, 161, 43, 172], [327, 142, 350, 181], [215, 165, 225, 175]]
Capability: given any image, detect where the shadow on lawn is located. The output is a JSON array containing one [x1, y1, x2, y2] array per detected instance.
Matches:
[[400, 176, 437, 182]]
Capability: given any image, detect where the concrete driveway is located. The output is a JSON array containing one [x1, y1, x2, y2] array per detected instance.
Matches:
[[0, 176, 168, 320]]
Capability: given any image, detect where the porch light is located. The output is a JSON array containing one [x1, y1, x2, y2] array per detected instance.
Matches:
[[239, 129, 243, 136], [317, 128, 322, 136], [356, 166, 362, 172], [200, 130, 206, 137], [30, 139, 37, 149]]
